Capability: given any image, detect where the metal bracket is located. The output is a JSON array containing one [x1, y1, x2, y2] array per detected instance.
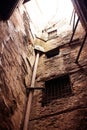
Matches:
[[26, 87, 45, 96]]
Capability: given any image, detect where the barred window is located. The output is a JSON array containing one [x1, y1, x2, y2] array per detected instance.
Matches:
[[42, 74, 72, 106]]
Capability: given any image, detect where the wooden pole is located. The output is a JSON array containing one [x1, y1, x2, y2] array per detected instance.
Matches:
[[23, 52, 40, 130]]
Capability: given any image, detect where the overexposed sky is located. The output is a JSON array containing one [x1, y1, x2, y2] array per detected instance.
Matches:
[[25, 0, 73, 32]]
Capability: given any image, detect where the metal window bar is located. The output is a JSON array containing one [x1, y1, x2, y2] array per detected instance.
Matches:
[[42, 75, 72, 106], [69, 13, 87, 62]]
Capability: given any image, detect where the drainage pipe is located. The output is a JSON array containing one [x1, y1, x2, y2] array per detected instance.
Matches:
[[23, 45, 44, 130]]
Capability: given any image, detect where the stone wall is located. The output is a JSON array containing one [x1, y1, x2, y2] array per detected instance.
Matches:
[[0, 3, 35, 130], [29, 24, 87, 130]]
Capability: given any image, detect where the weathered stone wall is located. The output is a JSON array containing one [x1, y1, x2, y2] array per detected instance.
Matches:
[[0, 4, 35, 130], [29, 24, 87, 130]]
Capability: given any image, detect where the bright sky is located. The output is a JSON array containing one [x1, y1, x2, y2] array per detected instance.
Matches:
[[25, 0, 73, 33]]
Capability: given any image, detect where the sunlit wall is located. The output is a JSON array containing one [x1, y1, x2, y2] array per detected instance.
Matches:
[[25, 0, 73, 34]]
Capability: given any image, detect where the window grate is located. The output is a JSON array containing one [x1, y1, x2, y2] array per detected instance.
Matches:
[[42, 75, 72, 106]]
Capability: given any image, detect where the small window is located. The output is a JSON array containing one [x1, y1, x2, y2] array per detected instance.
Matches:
[[48, 29, 57, 40], [42, 74, 72, 106], [45, 47, 59, 58]]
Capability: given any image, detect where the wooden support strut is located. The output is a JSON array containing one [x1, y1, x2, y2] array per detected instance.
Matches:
[[69, 16, 80, 44], [75, 31, 87, 63], [23, 52, 40, 130], [70, 9, 75, 25], [73, 10, 76, 31], [69, 13, 87, 62]]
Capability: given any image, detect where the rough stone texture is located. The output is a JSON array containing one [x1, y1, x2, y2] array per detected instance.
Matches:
[[29, 22, 87, 130], [29, 108, 87, 130], [0, 4, 35, 130]]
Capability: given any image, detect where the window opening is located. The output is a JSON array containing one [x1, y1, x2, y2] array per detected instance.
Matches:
[[42, 74, 72, 106], [48, 29, 57, 40], [45, 47, 59, 58]]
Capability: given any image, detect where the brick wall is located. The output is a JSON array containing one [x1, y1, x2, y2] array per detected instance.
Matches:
[[0, 3, 35, 130], [29, 24, 87, 130]]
